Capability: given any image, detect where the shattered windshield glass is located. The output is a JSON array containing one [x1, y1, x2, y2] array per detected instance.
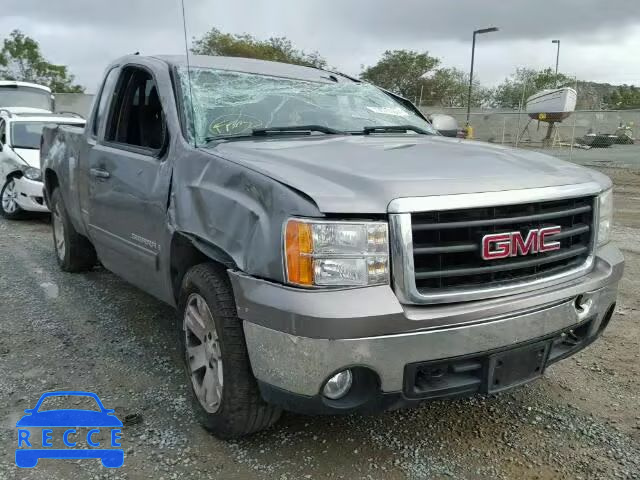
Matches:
[[177, 67, 436, 143]]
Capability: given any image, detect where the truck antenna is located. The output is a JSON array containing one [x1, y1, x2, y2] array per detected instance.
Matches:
[[180, 0, 197, 147]]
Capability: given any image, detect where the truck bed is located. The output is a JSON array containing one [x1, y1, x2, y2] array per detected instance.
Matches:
[[40, 124, 87, 224], [40, 124, 85, 172]]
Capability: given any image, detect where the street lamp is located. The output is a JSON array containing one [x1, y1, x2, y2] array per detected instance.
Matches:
[[552, 39, 561, 87], [466, 27, 499, 128]]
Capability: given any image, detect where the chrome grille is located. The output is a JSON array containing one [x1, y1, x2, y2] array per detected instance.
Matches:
[[410, 196, 595, 293]]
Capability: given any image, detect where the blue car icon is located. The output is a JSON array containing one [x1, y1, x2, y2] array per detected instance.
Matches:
[[16, 391, 123, 468]]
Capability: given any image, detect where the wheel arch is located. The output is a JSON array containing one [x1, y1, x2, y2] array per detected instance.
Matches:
[[169, 232, 238, 303], [3, 169, 22, 182], [43, 168, 59, 207]]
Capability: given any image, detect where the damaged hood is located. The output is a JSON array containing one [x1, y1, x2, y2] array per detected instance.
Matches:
[[203, 135, 607, 213]]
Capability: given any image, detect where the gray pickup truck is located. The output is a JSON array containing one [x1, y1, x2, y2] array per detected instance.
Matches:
[[41, 54, 623, 439]]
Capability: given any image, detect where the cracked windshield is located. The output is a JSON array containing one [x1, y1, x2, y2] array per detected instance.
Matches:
[[178, 67, 436, 142]]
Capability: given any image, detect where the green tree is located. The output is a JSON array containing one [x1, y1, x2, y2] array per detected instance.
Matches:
[[491, 68, 573, 108], [360, 50, 440, 101], [191, 28, 326, 69], [421, 67, 490, 107], [0, 30, 84, 93], [605, 85, 640, 109]]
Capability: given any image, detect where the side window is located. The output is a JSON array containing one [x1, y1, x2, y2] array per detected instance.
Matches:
[[105, 67, 166, 151], [92, 67, 120, 137], [0, 120, 5, 145]]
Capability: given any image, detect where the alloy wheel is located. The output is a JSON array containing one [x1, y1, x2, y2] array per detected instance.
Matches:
[[184, 293, 224, 413], [1, 179, 18, 214]]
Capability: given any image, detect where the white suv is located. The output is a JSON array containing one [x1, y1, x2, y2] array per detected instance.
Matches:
[[0, 108, 85, 218]]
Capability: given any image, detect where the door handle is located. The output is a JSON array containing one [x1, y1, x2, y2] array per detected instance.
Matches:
[[90, 168, 110, 179]]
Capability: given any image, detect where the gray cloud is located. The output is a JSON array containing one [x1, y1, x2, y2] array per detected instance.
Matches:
[[307, 0, 640, 42], [2, 0, 640, 91], [2, 0, 186, 29]]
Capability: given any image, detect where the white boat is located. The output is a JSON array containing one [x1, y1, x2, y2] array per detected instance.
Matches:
[[526, 87, 577, 122]]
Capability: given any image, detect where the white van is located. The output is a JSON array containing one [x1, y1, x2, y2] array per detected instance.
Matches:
[[0, 81, 55, 112]]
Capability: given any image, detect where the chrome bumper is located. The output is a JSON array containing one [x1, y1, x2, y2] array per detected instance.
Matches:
[[231, 244, 623, 397]]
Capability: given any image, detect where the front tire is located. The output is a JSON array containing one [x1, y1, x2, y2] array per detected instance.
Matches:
[[50, 188, 97, 272], [0, 177, 25, 219], [178, 263, 281, 439]]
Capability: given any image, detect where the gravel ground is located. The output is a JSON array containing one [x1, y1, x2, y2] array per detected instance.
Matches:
[[0, 165, 638, 480]]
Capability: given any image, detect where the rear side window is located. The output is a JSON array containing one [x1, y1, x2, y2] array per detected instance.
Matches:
[[105, 67, 166, 151], [92, 67, 120, 137]]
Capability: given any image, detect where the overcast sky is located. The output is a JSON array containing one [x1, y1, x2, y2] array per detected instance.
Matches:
[[2, 0, 640, 93]]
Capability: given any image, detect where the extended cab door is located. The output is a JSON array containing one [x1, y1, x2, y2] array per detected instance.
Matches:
[[87, 65, 173, 299], [77, 66, 120, 227]]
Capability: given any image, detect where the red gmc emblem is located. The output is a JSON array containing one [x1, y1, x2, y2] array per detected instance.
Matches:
[[481, 226, 561, 260]]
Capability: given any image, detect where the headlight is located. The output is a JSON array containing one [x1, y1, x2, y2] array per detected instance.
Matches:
[[597, 188, 613, 246], [24, 167, 42, 181], [284, 219, 389, 287]]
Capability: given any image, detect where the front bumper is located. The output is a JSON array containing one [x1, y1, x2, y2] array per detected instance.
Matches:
[[229, 244, 623, 412], [13, 177, 49, 213]]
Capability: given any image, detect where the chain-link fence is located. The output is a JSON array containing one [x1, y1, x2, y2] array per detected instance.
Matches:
[[420, 106, 640, 167], [419, 73, 640, 167]]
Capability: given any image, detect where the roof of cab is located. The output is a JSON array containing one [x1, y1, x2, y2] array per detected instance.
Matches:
[[0, 81, 52, 93], [116, 54, 358, 84]]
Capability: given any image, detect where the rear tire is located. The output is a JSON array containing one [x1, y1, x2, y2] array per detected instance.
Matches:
[[0, 177, 25, 219], [178, 263, 281, 439], [50, 188, 97, 272]]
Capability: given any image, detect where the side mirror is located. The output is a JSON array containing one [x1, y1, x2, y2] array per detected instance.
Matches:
[[0, 143, 3, 152], [429, 114, 460, 138]]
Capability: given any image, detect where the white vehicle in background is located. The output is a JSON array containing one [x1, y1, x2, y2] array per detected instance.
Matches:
[[0, 109, 85, 218], [0, 81, 55, 112]]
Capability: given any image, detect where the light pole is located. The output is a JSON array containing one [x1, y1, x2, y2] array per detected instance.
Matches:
[[466, 27, 499, 129], [552, 39, 560, 87]]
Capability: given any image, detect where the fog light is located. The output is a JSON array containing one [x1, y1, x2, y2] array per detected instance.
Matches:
[[322, 370, 353, 400]]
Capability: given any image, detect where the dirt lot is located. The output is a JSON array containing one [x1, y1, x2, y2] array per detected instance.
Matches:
[[0, 165, 638, 480]]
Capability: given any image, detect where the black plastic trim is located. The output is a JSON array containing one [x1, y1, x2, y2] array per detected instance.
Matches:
[[412, 205, 592, 231]]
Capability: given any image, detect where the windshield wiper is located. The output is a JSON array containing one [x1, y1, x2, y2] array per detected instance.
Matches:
[[359, 125, 432, 135], [11, 145, 38, 149], [252, 125, 345, 136], [203, 125, 345, 144]]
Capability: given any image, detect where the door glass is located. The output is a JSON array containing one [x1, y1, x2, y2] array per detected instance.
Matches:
[[92, 68, 120, 137], [105, 68, 166, 150]]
